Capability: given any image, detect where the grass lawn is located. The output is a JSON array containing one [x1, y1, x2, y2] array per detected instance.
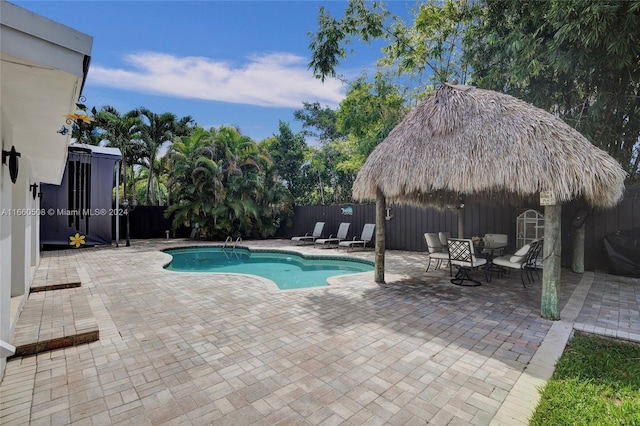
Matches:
[[530, 331, 640, 425]]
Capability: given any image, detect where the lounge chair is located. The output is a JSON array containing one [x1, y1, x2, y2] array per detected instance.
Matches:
[[447, 238, 488, 286], [424, 233, 449, 271], [339, 223, 375, 251], [291, 222, 325, 245], [314, 223, 351, 248]]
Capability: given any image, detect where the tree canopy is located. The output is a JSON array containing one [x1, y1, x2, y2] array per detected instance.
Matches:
[[465, 0, 640, 182], [308, 0, 640, 183]]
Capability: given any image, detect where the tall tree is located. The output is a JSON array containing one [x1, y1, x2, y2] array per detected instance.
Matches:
[[137, 108, 194, 205], [167, 126, 291, 239], [465, 0, 640, 183], [93, 106, 142, 205], [308, 0, 479, 96], [337, 73, 407, 160], [267, 121, 307, 203], [293, 102, 346, 144], [289, 76, 405, 204]]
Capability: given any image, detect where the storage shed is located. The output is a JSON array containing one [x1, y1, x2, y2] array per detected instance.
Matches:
[[40, 144, 121, 246]]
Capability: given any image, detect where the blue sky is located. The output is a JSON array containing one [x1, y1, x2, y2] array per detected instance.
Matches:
[[15, 0, 415, 142]]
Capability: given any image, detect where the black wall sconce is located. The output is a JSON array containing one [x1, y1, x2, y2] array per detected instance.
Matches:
[[2, 146, 21, 184], [30, 183, 39, 200]]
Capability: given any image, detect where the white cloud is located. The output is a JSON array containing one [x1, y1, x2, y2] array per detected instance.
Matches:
[[88, 52, 345, 108]]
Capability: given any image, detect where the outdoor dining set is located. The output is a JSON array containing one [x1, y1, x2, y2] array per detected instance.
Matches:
[[291, 222, 543, 288], [425, 232, 543, 287]]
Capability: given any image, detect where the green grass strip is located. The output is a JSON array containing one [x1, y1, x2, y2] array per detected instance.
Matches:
[[530, 332, 640, 425]]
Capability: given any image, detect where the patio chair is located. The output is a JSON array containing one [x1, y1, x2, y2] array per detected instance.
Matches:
[[526, 239, 544, 282], [438, 231, 451, 253], [447, 238, 488, 286], [482, 233, 508, 256], [492, 239, 542, 287], [339, 223, 375, 251], [291, 222, 325, 245], [424, 233, 449, 272], [314, 223, 351, 248]]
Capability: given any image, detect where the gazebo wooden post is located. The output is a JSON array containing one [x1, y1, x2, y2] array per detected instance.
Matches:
[[375, 188, 386, 284], [572, 226, 585, 273], [541, 204, 562, 320], [457, 207, 465, 238]]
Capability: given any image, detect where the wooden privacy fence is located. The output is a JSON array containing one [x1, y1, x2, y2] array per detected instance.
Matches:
[[282, 185, 640, 272]]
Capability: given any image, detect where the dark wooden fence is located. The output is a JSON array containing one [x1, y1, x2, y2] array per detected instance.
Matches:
[[113, 206, 191, 240], [282, 185, 640, 271], [113, 186, 638, 271]]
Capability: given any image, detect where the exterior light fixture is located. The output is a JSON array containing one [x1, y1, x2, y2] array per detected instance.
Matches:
[[2, 146, 21, 184], [385, 207, 394, 221], [30, 183, 39, 200]]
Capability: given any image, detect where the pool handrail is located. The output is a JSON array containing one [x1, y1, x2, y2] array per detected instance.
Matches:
[[222, 236, 233, 249]]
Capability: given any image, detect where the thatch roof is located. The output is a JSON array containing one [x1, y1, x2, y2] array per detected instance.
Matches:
[[353, 84, 627, 209]]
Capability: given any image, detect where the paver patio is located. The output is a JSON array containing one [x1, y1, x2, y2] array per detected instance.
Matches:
[[1, 239, 638, 425]]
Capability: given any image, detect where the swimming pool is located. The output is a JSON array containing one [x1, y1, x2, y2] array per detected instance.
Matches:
[[163, 246, 374, 290]]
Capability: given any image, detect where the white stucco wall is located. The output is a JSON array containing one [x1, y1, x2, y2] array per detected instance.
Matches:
[[0, 0, 93, 379], [11, 160, 32, 298], [0, 123, 14, 378]]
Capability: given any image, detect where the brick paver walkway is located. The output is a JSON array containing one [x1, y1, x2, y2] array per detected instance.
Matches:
[[1, 239, 638, 425]]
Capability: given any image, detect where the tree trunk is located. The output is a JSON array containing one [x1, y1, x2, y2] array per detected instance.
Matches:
[[157, 181, 162, 206], [147, 164, 155, 206], [318, 173, 324, 205]]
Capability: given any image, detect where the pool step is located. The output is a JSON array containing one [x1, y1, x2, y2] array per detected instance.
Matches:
[[30, 266, 82, 292], [10, 266, 99, 358], [9, 289, 99, 358]]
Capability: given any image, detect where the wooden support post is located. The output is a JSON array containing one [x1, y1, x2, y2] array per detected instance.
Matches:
[[375, 188, 386, 284], [541, 204, 562, 320], [572, 225, 585, 273], [457, 207, 465, 239]]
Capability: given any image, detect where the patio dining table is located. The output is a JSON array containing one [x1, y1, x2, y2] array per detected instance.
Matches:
[[474, 240, 508, 277], [482, 243, 508, 258]]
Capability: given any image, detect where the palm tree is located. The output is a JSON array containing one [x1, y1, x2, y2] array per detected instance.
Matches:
[[209, 126, 264, 236], [137, 108, 193, 205], [152, 156, 170, 206], [168, 128, 211, 206], [166, 126, 293, 239], [93, 106, 142, 206], [166, 128, 219, 234]]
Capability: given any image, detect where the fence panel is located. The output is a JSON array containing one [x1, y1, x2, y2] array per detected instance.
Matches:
[[286, 185, 639, 271]]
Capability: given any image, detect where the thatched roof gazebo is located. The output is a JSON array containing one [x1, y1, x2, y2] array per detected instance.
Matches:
[[353, 83, 627, 320]]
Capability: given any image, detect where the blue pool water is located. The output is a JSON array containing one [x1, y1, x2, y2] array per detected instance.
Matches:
[[163, 247, 374, 290]]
